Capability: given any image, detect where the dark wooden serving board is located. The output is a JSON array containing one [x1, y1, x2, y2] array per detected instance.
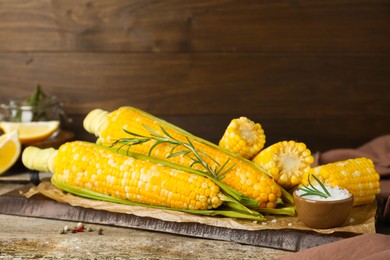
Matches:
[[0, 184, 356, 252]]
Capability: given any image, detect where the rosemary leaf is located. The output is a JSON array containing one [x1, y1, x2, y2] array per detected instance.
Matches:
[[167, 150, 191, 159], [142, 124, 160, 137], [122, 128, 145, 137], [149, 140, 164, 156], [312, 174, 331, 197], [298, 174, 331, 199]]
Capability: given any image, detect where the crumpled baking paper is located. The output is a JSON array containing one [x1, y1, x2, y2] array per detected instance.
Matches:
[[23, 180, 376, 235]]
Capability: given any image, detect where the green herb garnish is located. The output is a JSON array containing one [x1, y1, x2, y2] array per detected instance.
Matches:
[[12, 84, 48, 122], [111, 125, 236, 181], [298, 174, 331, 199], [26, 84, 46, 107]]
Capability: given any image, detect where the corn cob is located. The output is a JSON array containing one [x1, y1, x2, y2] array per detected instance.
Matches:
[[301, 157, 380, 206], [83, 107, 292, 211], [252, 140, 314, 190], [218, 117, 266, 160], [23, 141, 222, 209], [22, 141, 265, 220]]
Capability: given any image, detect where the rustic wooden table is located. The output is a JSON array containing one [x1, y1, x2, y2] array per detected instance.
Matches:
[[0, 182, 292, 259]]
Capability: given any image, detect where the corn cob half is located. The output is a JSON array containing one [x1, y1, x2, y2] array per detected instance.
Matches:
[[218, 117, 266, 160], [22, 141, 266, 220], [301, 157, 380, 206], [83, 107, 295, 214], [252, 140, 314, 190]]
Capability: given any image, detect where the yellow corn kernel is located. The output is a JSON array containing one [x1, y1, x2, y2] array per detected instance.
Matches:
[[252, 140, 314, 189], [83, 107, 283, 209], [219, 117, 266, 160], [23, 141, 223, 210], [302, 157, 381, 206]]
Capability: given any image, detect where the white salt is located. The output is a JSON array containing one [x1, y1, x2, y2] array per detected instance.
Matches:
[[296, 185, 351, 201]]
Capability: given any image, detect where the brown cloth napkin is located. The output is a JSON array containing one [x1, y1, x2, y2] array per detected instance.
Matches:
[[313, 134, 390, 223], [277, 233, 390, 260]]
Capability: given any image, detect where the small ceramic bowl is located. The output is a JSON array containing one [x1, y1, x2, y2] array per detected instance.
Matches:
[[293, 190, 354, 229]]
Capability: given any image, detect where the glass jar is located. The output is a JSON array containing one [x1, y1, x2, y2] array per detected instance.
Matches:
[[0, 96, 70, 123]]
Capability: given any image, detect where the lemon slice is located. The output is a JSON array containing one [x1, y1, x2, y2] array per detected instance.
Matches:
[[0, 131, 21, 174], [0, 121, 60, 144]]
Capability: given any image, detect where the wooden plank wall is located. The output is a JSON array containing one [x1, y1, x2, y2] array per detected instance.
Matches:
[[0, 0, 389, 152]]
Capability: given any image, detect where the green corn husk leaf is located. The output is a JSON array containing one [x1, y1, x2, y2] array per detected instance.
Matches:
[[51, 175, 265, 221], [218, 193, 264, 218], [256, 206, 296, 216], [280, 187, 295, 206]]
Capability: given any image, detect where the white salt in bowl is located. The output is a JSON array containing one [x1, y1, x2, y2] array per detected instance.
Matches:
[[293, 186, 354, 229]]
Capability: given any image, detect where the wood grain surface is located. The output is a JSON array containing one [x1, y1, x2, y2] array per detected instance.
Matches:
[[0, 0, 389, 152], [0, 0, 389, 52], [0, 184, 353, 252]]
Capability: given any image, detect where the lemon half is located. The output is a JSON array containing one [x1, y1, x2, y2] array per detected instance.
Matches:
[[0, 131, 21, 174], [0, 121, 60, 144]]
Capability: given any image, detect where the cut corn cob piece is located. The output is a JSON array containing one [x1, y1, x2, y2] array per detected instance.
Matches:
[[252, 140, 314, 189], [22, 142, 266, 220], [83, 107, 290, 210], [302, 157, 380, 206], [22, 141, 222, 210], [219, 117, 266, 160]]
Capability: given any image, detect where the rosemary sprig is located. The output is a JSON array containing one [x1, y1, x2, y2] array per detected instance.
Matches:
[[298, 174, 331, 199], [110, 125, 236, 181]]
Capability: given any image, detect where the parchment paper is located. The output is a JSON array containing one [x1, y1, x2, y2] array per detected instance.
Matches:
[[23, 181, 377, 235]]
